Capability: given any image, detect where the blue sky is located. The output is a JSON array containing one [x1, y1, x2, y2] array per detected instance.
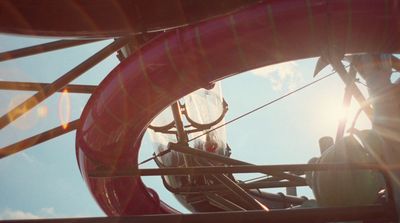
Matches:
[[0, 34, 372, 219]]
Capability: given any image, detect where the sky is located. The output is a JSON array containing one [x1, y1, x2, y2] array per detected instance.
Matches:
[[0, 34, 373, 219]]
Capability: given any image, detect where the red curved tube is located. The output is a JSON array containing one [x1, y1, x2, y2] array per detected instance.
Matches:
[[76, 0, 400, 216], [0, 0, 258, 37]]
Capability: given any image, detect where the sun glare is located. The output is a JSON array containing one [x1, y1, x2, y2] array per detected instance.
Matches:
[[318, 96, 372, 136], [333, 105, 350, 122]]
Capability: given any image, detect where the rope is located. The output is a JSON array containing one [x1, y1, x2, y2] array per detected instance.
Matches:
[[138, 148, 171, 166], [188, 71, 336, 142], [139, 70, 336, 165]]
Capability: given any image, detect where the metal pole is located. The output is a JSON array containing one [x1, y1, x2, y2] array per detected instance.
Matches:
[[169, 143, 305, 183], [335, 66, 357, 142], [170, 101, 196, 183], [163, 178, 307, 194], [0, 81, 96, 94], [211, 173, 266, 210], [90, 163, 397, 177], [205, 193, 246, 211], [329, 58, 373, 120], [0, 39, 102, 62], [0, 205, 393, 223], [201, 160, 266, 210], [0, 119, 79, 159], [171, 102, 188, 142], [0, 37, 130, 130]]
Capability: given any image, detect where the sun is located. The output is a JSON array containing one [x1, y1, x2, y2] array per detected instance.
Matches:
[[320, 98, 372, 134]]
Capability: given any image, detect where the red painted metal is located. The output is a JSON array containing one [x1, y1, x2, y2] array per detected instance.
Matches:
[[76, 0, 400, 216], [0, 0, 258, 37]]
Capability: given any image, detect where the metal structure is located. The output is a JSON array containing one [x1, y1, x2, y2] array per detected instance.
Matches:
[[1, 0, 400, 222]]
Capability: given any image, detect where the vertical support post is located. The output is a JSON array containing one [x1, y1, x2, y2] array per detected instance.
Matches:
[[335, 66, 357, 142], [171, 102, 188, 143], [170, 101, 194, 182], [329, 58, 373, 120]]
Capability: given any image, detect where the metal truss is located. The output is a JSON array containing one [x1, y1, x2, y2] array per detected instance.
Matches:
[[0, 36, 398, 223], [0, 37, 129, 158]]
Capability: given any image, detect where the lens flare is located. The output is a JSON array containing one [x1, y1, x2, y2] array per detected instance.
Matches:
[[58, 89, 71, 129], [37, 105, 48, 118], [7, 94, 38, 130]]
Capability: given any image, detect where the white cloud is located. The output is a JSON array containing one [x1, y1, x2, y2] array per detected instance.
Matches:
[[40, 207, 55, 216], [251, 61, 303, 91], [0, 208, 57, 220], [0, 209, 40, 220]]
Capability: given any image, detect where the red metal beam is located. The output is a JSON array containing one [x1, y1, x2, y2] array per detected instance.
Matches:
[[0, 0, 259, 38]]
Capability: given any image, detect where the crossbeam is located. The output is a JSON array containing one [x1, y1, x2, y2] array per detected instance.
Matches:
[[0, 37, 130, 130], [169, 143, 305, 184], [0, 205, 394, 223], [90, 163, 397, 177], [163, 178, 307, 194], [0, 39, 102, 62], [0, 119, 79, 159], [0, 81, 96, 94]]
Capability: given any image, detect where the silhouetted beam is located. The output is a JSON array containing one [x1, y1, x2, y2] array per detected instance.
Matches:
[[335, 66, 357, 142], [0, 39, 102, 62], [0, 119, 79, 159], [169, 144, 305, 184], [90, 163, 395, 177], [163, 178, 307, 194], [0, 81, 96, 94], [0, 120, 79, 159], [199, 160, 265, 210], [211, 173, 266, 210], [329, 58, 373, 120], [0, 37, 130, 130], [0, 205, 394, 223], [206, 193, 246, 211]]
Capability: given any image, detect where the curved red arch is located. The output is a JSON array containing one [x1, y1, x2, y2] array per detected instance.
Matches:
[[0, 0, 258, 37], [76, 0, 400, 216]]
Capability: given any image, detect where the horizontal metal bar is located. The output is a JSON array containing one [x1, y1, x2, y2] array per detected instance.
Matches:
[[169, 143, 305, 183], [198, 159, 266, 210], [0, 205, 394, 223], [0, 39, 103, 62], [162, 177, 306, 205], [212, 174, 266, 210], [0, 81, 96, 94], [249, 190, 305, 205], [0, 119, 79, 159], [206, 193, 246, 211], [164, 179, 307, 194], [90, 163, 398, 178]]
